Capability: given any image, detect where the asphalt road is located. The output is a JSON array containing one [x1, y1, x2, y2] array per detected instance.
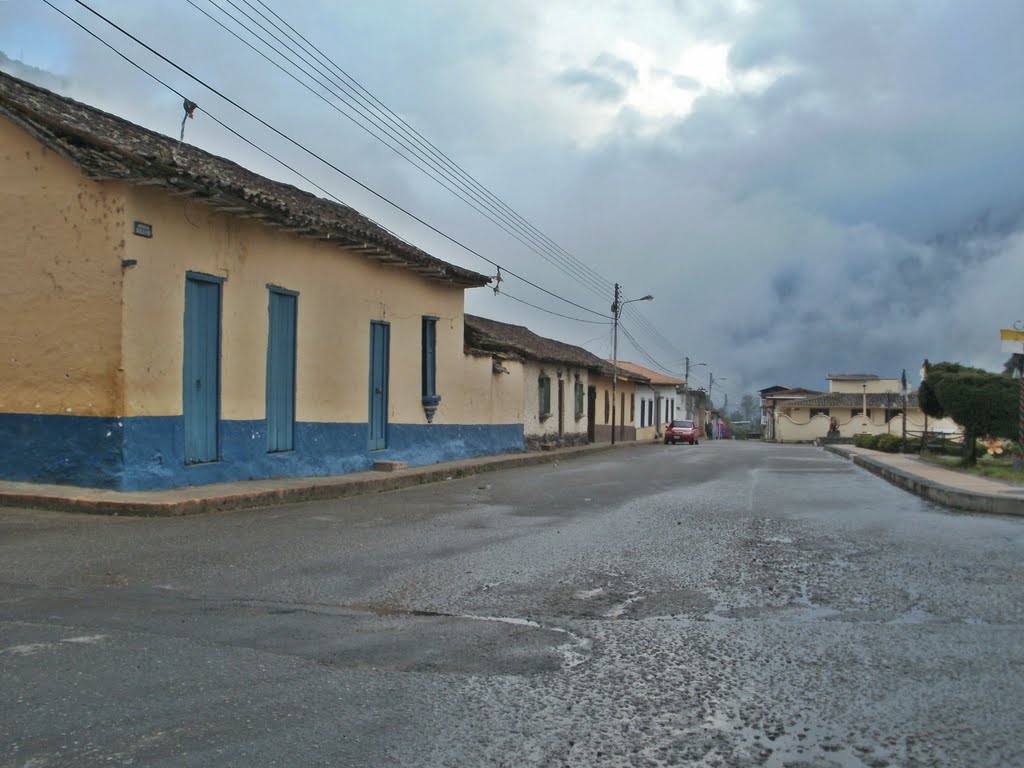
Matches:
[[1, 441, 1022, 767]]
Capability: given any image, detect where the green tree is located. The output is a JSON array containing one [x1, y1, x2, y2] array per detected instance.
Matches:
[[740, 394, 759, 423], [918, 359, 947, 420], [920, 361, 1017, 465], [1004, 353, 1024, 377], [727, 409, 750, 438]]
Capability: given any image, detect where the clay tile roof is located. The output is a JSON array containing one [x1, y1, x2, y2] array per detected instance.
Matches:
[[464, 314, 609, 370], [607, 360, 683, 386], [0, 70, 489, 288], [759, 386, 822, 398], [787, 392, 919, 408]]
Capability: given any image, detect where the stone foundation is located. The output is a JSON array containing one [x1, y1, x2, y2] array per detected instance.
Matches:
[[525, 432, 590, 452]]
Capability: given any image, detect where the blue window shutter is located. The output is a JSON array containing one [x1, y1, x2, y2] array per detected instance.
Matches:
[[369, 321, 390, 450], [266, 288, 298, 452], [422, 317, 437, 397], [183, 274, 223, 464]]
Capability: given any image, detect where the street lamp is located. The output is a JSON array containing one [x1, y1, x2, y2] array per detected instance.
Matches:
[[611, 283, 653, 445]]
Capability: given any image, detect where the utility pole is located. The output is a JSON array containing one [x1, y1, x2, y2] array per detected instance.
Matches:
[[901, 368, 908, 451], [683, 357, 705, 420], [708, 372, 715, 440], [610, 284, 653, 445], [611, 284, 620, 445]]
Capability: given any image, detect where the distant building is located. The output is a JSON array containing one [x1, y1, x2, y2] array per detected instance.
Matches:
[[758, 385, 823, 441], [768, 373, 961, 443]]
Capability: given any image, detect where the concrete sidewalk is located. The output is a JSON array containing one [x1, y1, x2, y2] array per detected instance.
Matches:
[[0, 441, 642, 517], [825, 444, 1024, 517]]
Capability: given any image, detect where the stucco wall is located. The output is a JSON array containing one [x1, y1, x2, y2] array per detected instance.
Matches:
[[1, 128, 525, 490], [659, 387, 679, 425], [629, 384, 679, 433], [461, 352, 524, 426], [775, 407, 962, 442], [590, 374, 638, 442], [0, 120, 126, 416], [521, 361, 589, 443], [120, 185, 480, 424], [830, 378, 900, 394]]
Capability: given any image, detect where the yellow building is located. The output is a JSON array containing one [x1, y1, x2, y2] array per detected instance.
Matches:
[[0, 71, 524, 490], [589, 366, 648, 443]]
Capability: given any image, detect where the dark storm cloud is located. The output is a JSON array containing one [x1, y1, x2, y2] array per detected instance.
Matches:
[[596, 0, 1024, 392]]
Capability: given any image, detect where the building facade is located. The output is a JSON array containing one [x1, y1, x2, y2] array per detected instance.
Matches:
[[770, 374, 961, 443], [0, 72, 525, 490], [612, 361, 685, 440], [464, 315, 604, 449]]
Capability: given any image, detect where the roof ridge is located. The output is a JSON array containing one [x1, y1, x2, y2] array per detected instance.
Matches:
[[0, 69, 489, 288]]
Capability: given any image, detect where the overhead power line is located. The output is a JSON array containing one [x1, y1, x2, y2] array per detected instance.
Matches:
[[187, 0, 609, 300], [189, 0, 688, 363], [49, 0, 609, 320], [55, 0, 694, 370], [496, 291, 612, 325], [248, 0, 617, 298], [618, 324, 686, 378]]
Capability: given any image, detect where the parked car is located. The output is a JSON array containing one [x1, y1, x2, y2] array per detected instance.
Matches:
[[665, 419, 700, 445]]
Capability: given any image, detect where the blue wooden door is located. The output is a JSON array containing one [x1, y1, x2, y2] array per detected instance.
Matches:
[[368, 321, 390, 450], [183, 274, 222, 464], [266, 289, 297, 452]]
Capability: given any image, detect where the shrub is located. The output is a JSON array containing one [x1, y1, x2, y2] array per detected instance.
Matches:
[[853, 433, 874, 449], [874, 433, 902, 453]]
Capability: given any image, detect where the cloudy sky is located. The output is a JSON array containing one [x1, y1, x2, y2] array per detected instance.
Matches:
[[3, 0, 1023, 405]]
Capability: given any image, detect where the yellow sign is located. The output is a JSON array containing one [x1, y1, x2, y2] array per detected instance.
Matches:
[[1002, 328, 1024, 353]]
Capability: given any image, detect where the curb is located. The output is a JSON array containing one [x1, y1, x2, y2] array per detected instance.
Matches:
[[823, 445, 1024, 518], [0, 440, 647, 517]]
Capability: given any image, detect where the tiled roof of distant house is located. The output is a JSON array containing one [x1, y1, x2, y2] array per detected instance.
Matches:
[[610, 361, 684, 387], [759, 386, 822, 398], [785, 393, 920, 408], [464, 314, 613, 372], [0, 71, 489, 288]]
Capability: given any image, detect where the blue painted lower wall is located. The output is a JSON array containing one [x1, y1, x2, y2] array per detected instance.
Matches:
[[0, 413, 525, 491]]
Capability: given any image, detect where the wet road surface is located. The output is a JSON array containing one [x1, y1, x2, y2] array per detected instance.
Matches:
[[1, 441, 1022, 767]]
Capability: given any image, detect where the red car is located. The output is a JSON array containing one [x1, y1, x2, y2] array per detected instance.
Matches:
[[664, 419, 700, 445]]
